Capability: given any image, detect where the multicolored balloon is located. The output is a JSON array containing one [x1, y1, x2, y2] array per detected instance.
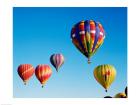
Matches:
[[17, 64, 35, 85], [50, 54, 64, 72], [35, 64, 52, 88], [93, 64, 116, 92], [71, 20, 105, 63], [114, 93, 127, 98]]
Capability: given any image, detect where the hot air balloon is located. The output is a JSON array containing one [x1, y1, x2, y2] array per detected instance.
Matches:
[[104, 96, 112, 98], [114, 93, 127, 98], [35, 64, 52, 88], [71, 20, 105, 64], [17, 64, 35, 85], [125, 86, 127, 97], [50, 53, 64, 72], [93, 64, 116, 92]]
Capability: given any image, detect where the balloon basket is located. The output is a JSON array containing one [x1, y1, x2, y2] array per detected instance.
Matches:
[[24, 82, 26, 85], [87, 58, 91, 64], [105, 89, 108, 92], [56, 69, 58, 72]]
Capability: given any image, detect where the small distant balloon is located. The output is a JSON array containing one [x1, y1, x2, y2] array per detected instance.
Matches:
[[35, 64, 52, 88], [50, 53, 64, 72], [93, 64, 116, 92], [71, 20, 105, 64], [17, 64, 35, 85]]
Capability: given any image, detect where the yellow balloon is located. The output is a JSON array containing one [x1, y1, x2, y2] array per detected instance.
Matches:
[[93, 64, 116, 92], [114, 93, 126, 98]]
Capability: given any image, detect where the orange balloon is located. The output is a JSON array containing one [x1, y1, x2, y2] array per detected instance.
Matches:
[[35, 64, 52, 88]]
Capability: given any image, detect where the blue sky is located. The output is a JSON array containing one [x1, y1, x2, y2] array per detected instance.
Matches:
[[13, 7, 127, 98]]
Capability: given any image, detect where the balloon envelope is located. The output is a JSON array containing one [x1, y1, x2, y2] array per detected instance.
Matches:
[[93, 64, 116, 92], [104, 96, 112, 98], [35, 64, 52, 87], [17, 64, 35, 85], [114, 93, 126, 98], [71, 20, 105, 63], [50, 53, 64, 72], [125, 86, 127, 97]]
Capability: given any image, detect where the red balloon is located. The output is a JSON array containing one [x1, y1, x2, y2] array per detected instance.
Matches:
[[18, 64, 35, 85], [35, 64, 52, 88]]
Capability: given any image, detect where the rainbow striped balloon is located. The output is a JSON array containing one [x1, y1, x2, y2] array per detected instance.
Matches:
[[50, 54, 64, 72], [71, 20, 105, 63], [35, 64, 52, 88], [17, 64, 35, 85]]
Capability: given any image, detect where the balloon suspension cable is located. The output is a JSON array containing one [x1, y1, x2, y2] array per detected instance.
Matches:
[[88, 58, 91, 64], [105, 89, 108, 92]]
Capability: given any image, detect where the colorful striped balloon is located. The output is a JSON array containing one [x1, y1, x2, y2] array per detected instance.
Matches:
[[71, 20, 105, 63], [50, 54, 64, 72], [35, 64, 52, 88], [93, 64, 116, 92], [17, 64, 35, 85]]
